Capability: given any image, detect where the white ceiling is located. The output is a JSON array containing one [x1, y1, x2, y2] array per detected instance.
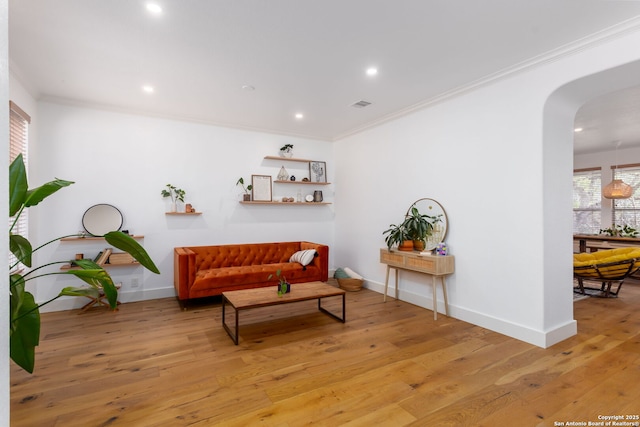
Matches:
[[8, 1, 640, 144], [574, 84, 640, 154]]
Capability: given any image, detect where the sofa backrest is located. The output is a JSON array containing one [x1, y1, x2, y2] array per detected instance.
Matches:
[[188, 242, 303, 270]]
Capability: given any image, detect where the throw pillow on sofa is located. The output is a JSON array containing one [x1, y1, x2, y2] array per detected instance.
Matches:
[[290, 249, 317, 268]]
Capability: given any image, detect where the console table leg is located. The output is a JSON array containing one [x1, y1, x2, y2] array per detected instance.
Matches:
[[384, 265, 390, 302], [441, 276, 449, 317], [395, 268, 399, 299], [432, 275, 438, 320]]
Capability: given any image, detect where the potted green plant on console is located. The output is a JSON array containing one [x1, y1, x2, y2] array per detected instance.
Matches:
[[403, 206, 434, 251], [383, 222, 413, 251]]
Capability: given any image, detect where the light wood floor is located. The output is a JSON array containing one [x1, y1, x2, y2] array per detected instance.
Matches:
[[10, 280, 640, 426]]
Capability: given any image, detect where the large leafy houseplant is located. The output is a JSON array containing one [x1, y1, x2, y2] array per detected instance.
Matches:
[[9, 154, 160, 373]]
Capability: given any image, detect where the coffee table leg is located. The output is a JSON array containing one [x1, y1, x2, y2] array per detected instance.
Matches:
[[222, 295, 240, 345], [318, 294, 346, 323]]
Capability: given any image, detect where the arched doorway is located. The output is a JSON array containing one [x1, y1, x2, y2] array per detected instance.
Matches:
[[542, 59, 640, 342]]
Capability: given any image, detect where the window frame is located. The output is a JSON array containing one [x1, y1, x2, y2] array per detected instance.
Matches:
[[611, 163, 640, 229], [573, 167, 602, 235], [9, 101, 30, 271]]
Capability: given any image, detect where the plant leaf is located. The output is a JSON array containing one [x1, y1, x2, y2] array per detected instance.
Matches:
[[10, 290, 40, 373], [73, 259, 101, 269], [65, 269, 118, 308], [10, 274, 26, 326], [10, 233, 32, 267], [9, 154, 27, 217], [104, 231, 160, 274], [59, 286, 101, 299], [24, 178, 75, 208]]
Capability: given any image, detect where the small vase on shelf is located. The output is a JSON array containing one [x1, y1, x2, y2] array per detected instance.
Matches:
[[170, 202, 177, 213]]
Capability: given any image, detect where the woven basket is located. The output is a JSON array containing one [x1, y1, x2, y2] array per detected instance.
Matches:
[[337, 278, 363, 291]]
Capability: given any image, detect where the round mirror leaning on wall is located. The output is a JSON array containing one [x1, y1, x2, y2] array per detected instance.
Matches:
[[406, 198, 448, 251], [82, 204, 123, 236]]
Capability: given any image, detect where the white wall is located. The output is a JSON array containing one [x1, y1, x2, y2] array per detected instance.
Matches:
[[27, 101, 334, 311], [333, 29, 640, 347]]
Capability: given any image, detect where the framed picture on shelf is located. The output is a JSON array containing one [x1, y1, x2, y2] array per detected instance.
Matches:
[[309, 161, 327, 183], [251, 175, 272, 201]]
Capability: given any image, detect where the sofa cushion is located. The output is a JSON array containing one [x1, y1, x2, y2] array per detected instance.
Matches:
[[191, 242, 304, 270], [190, 262, 321, 297], [289, 249, 316, 267]]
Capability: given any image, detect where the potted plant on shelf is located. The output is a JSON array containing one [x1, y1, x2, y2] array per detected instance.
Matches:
[[268, 269, 290, 296], [383, 222, 413, 251], [279, 144, 294, 158], [403, 206, 435, 251], [9, 154, 160, 373], [160, 184, 186, 212], [236, 177, 253, 201]]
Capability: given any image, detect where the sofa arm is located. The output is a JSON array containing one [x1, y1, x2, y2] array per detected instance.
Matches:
[[301, 241, 329, 282], [174, 247, 196, 300]]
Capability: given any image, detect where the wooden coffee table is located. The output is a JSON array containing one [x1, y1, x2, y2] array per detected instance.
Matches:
[[222, 281, 346, 345]]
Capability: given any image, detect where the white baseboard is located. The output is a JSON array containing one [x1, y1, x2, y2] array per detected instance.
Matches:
[[363, 278, 577, 348]]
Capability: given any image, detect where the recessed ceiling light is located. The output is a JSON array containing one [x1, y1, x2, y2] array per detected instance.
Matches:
[[366, 67, 378, 76], [574, 127, 583, 132], [295, 113, 304, 119], [146, 3, 163, 14], [142, 85, 154, 93]]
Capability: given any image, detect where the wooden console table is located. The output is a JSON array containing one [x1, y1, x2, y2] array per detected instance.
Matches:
[[380, 249, 455, 320]]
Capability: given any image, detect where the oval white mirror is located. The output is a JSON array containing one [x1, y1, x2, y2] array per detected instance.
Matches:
[[82, 204, 123, 236]]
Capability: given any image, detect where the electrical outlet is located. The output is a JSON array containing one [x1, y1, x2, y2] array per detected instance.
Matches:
[[131, 278, 139, 288]]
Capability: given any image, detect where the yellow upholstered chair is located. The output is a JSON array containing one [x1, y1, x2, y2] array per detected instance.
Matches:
[[573, 247, 640, 297]]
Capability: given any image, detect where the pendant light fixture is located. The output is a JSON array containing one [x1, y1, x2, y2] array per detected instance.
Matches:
[[603, 141, 633, 199]]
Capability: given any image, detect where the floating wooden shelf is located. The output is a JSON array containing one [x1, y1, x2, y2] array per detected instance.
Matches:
[[264, 155, 313, 163], [165, 212, 202, 215], [60, 262, 140, 270], [240, 201, 331, 205], [60, 235, 144, 241], [274, 180, 330, 185]]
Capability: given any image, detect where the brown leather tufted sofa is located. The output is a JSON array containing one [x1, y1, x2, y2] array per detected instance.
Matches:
[[174, 241, 329, 300]]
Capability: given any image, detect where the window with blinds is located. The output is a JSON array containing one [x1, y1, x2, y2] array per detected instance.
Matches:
[[573, 168, 601, 234], [9, 101, 30, 271], [612, 164, 640, 228]]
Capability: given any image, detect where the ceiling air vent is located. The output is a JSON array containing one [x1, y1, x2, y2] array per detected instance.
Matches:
[[351, 100, 372, 108]]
